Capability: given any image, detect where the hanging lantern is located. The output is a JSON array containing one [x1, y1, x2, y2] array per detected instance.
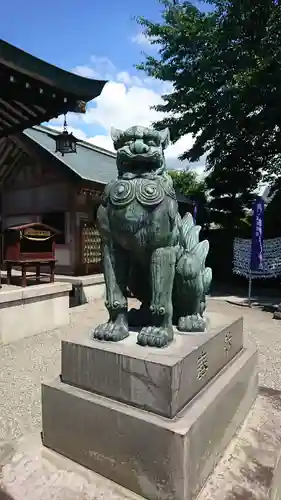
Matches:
[[55, 115, 78, 156]]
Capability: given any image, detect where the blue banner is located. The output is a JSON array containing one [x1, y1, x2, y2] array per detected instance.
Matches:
[[193, 203, 197, 224], [251, 197, 264, 271]]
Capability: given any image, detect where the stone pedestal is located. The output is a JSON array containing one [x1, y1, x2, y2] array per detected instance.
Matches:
[[42, 313, 258, 500], [273, 303, 281, 320]]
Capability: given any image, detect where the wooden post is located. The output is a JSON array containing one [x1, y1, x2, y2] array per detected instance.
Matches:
[[36, 263, 40, 284], [6, 262, 12, 285], [50, 260, 55, 283], [21, 263, 27, 287]]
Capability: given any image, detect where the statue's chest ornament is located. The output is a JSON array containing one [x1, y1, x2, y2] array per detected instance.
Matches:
[[109, 179, 166, 207], [107, 177, 177, 208], [135, 179, 165, 206], [109, 180, 135, 207]]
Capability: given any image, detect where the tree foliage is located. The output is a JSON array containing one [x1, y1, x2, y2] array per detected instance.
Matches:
[[136, 0, 281, 228], [169, 169, 205, 197], [169, 169, 209, 225]]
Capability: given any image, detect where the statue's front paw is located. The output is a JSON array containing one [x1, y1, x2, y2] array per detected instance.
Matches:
[[178, 315, 207, 333], [137, 326, 171, 348], [92, 322, 129, 342]]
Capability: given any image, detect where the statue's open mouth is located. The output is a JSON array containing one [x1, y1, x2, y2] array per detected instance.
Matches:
[[117, 147, 161, 167]]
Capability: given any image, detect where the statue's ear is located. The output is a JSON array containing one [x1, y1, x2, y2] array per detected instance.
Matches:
[[159, 128, 170, 149], [111, 127, 123, 145]]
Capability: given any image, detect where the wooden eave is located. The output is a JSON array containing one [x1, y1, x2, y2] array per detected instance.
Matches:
[[0, 39, 107, 138]]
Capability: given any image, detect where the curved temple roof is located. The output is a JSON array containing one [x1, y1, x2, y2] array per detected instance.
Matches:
[[0, 39, 107, 138], [0, 124, 117, 187]]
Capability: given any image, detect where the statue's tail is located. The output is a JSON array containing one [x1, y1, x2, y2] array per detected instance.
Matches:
[[203, 266, 212, 295], [179, 212, 212, 293], [181, 213, 208, 264]]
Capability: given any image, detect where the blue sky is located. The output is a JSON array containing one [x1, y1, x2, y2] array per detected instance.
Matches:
[[1, 0, 162, 76], [1, 0, 209, 171]]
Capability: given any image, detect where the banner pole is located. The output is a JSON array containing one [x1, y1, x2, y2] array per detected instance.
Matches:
[[248, 271, 252, 307], [250, 196, 264, 304]]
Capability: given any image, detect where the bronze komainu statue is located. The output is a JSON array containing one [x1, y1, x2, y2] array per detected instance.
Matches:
[[93, 125, 212, 347]]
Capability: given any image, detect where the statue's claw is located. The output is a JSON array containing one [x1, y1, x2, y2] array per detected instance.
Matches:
[[137, 326, 169, 348], [177, 314, 207, 333], [93, 321, 129, 342]]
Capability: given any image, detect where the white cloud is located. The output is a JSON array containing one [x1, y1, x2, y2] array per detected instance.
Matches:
[[48, 55, 205, 172], [131, 32, 153, 47], [166, 135, 195, 161], [87, 134, 115, 152], [47, 112, 82, 130], [82, 81, 165, 131], [74, 65, 99, 79], [131, 31, 160, 49], [116, 71, 144, 87]]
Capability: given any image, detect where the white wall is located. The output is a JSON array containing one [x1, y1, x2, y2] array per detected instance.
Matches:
[[55, 246, 71, 267], [54, 212, 71, 268]]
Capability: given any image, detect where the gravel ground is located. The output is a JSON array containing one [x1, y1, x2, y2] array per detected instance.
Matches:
[[0, 297, 281, 444]]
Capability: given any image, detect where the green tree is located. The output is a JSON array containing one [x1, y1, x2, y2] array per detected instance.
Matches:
[[169, 169, 204, 197], [136, 0, 281, 229], [205, 165, 255, 231], [169, 169, 209, 225]]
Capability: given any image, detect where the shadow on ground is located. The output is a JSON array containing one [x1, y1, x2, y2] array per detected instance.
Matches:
[[209, 281, 281, 314], [0, 490, 14, 500]]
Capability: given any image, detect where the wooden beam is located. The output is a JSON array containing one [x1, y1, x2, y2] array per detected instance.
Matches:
[[0, 98, 29, 120], [1, 147, 25, 185], [0, 141, 14, 169], [0, 75, 82, 137], [32, 104, 46, 114], [0, 96, 79, 138], [0, 117, 12, 128], [12, 134, 46, 165], [1, 74, 72, 110], [0, 107, 20, 124], [0, 139, 7, 158], [13, 101, 37, 117]]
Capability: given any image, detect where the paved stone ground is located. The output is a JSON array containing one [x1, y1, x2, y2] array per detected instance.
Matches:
[[198, 387, 281, 500], [1, 296, 281, 444], [1, 390, 280, 500], [0, 299, 281, 440], [1, 296, 281, 499]]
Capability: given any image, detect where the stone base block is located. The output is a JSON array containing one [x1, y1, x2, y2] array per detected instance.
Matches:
[[42, 346, 258, 500], [270, 447, 281, 500], [55, 274, 105, 305], [0, 282, 71, 344], [61, 314, 243, 418]]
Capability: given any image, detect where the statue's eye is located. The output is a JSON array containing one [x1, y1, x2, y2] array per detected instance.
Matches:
[[147, 140, 155, 146]]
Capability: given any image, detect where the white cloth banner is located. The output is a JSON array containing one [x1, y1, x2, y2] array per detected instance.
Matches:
[[233, 237, 281, 278]]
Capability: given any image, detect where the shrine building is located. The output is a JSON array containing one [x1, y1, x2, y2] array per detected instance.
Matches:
[[0, 124, 116, 275], [0, 39, 111, 276]]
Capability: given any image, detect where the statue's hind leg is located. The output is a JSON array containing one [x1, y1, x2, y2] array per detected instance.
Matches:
[[178, 314, 207, 333], [93, 241, 130, 342], [137, 247, 176, 348], [177, 268, 212, 333], [177, 295, 207, 333]]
